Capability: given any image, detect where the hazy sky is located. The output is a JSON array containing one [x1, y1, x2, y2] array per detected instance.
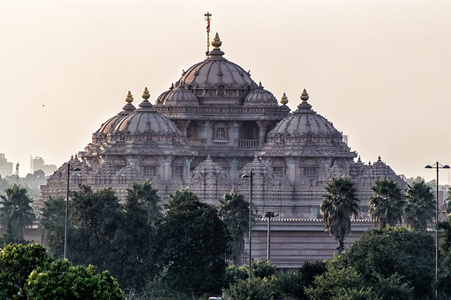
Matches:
[[1, 0, 451, 183]]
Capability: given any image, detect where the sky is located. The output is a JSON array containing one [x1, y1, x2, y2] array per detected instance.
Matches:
[[1, 0, 451, 183]]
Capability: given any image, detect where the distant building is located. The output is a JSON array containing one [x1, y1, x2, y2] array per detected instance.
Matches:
[[0, 153, 13, 177], [30, 156, 57, 176]]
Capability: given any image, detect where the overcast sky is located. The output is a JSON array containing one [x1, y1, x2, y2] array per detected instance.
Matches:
[[1, 0, 451, 183]]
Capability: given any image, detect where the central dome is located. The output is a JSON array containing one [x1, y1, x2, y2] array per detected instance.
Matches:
[[156, 33, 258, 106]]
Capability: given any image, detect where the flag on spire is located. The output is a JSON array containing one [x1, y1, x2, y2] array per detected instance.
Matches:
[[206, 21, 210, 33]]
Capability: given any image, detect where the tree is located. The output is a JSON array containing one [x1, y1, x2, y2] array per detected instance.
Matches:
[[272, 261, 327, 300], [111, 181, 162, 295], [345, 226, 432, 298], [38, 184, 163, 294], [0, 243, 51, 299], [225, 276, 277, 300], [0, 223, 28, 248], [437, 216, 451, 297], [217, 189, 249, 264], [404, 180, 435, 232], [320, 177, 360, 252], [152, 189, 230, 300], [39, 196, 65, 259], [68, 186, 123, 272], [25, 260, 123, 299], [0, 184, 36, 237], [369, 178, 406, 227]]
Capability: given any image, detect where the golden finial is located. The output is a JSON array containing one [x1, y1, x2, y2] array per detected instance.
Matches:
[[212, 33, 222, 49], [126, 91, 133, 104], [301, 89, 309, 102], [280, 92, 288, 105], [142, 87, 150, 100]]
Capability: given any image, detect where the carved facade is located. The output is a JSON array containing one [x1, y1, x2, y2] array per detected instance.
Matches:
[[41, 33, 403, 220]]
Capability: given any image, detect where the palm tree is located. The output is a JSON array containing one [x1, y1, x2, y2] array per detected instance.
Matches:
[[369, 179, 406, 228], [0, 184, 36, 237], [217, 189, 249, 264], [404, 180, 435, 232], [321, 176, 360, 252], [40, 196, 66, 258]]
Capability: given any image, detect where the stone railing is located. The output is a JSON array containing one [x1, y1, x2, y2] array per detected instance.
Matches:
[[187, 139, 203, 146], [238, 139, 259, 148]]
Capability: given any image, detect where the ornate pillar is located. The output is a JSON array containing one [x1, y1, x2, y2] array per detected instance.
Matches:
[[256, 121, 269, 148], [163, 157, 172, 181], [185, 158, 193, 179], [288, 158, 296, 183], [202, 121, 210, 143]]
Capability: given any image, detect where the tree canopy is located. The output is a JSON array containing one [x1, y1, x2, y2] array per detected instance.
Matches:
[[369, 178, 405, 227], [306, 226, 435, 299], [0, 184, 36, 237], [404, 180, 435, 232], [25, 260, 123, 299]]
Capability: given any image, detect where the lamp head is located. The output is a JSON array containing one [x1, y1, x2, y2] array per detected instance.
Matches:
[[425, 165, 433, 169], [444, 165, 450, 169]]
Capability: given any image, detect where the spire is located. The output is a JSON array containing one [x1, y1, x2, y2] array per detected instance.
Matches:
[[296, 89, 312, 111], [280, 92, 288, 106], [138, 87, 157, 111], [121, 91, 136, 113], [208, 33, 225, 58]]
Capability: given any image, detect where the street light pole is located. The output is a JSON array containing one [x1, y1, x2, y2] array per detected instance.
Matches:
[[242, 171, 253, 281], [425, 161, 450, 299], [265, 211, 275, 260]]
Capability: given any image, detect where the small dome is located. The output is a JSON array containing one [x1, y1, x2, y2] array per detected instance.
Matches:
[[94, 91, 136, 136], [244, 83, 278, 106], [267, 90, 343, 145], [114, 89, 183, 136], [155, 84, 174, 106], [161, 84, 199, 106]]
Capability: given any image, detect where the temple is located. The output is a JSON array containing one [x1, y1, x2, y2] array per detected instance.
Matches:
[[40, 33, 403, 266]]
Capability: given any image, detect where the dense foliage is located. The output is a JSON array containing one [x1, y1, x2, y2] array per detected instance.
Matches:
[[25, 260, 123, 299], [0, 243, 50, 299], [306, 226, 435, 299], [217, 189, 249, 264], [39, 196, 65, 259], [151, 189, 230, 300], [40, 181, 161, 295]]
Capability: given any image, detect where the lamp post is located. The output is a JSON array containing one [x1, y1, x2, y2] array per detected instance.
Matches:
[[425, 162, 450, 299], [265, 211, 277, 260], [242, 171, 253, 281], [64, 163, 81, 260]]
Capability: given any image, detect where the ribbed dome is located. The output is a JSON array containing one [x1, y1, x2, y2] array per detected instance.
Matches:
[[114, 94, 182, 136], [161, 84, 199, 106], [155, 84, 173, 105], [244, 83, 278, 107], [94, 91, 136, 136], [267, 90, 343, 145], [166, 33, 258, 105]]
